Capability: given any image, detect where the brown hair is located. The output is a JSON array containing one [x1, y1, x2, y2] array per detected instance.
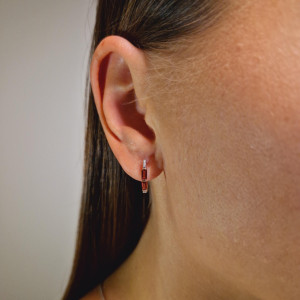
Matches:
[[63, 1, 226, 299]]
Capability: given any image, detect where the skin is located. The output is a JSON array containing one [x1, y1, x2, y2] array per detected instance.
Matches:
[[85, 0, 300, 299]]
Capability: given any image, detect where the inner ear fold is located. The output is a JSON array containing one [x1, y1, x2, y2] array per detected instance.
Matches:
[[102, 52, 155, 144]]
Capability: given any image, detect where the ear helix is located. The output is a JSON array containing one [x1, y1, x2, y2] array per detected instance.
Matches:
[[141, 159, 148, 193]]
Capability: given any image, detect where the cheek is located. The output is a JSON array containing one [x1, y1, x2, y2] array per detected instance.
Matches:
[[216, 3, 300, 213], [161, 2, 300, 297]]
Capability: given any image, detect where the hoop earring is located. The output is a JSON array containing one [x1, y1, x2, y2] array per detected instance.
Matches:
[[141, 159, 148, 193]]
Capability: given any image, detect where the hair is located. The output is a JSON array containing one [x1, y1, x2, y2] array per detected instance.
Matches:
[[63, 1, 227, 299]]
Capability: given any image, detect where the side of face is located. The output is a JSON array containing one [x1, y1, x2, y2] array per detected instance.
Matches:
[[148, 1, 300, 299]]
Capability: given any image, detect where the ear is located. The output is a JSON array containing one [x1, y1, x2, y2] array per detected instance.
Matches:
[[90, 35, 163, 182]]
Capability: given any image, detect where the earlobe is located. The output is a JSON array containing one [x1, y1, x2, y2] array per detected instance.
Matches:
[[89, 35, 163, 182]]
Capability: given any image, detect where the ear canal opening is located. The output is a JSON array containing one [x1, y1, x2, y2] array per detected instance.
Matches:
[[119, 89, 155, 142]]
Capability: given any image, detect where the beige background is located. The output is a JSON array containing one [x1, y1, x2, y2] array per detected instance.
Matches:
[[0, 1, 96, 299]]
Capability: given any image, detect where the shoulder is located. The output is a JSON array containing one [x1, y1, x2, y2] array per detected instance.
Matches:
[[80, 285, 101, 300]]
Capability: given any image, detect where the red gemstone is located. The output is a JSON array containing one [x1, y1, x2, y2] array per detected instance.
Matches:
[[142, 181, 148, 193], [141, 169, 147, 180]]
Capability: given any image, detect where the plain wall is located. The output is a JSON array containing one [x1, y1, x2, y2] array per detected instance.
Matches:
[[0, 1, 96, 299]]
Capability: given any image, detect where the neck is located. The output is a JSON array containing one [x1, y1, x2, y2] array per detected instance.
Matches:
[[102, 173, 256, 300]]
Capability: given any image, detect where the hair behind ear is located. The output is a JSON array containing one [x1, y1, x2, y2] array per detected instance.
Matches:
[[62, 80, 151, 299]]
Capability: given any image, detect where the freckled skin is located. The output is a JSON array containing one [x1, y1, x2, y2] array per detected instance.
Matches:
[[150, 1, 300, 299]]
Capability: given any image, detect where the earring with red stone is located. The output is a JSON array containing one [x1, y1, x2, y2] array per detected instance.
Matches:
[[141, 159, 148, 193]]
